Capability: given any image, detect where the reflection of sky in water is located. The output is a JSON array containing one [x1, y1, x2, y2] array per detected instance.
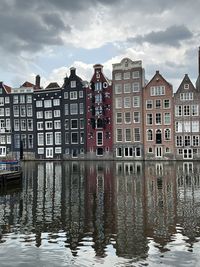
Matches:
[[0, 161, 200, 266]]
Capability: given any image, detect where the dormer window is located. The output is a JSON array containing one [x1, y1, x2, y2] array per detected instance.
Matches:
[[184, 84, 189, 89]]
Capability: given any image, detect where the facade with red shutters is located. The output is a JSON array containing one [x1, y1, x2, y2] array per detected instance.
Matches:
[[86, 64, 113, 159]]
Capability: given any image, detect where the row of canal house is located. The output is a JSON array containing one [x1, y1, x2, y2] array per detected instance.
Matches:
[[1, 49, 200, 160]]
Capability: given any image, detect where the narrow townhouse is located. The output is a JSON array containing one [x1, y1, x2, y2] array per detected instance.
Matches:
[[112, 58, 145, 159], [34, 82, 62, 159], [86, 64, 113, 159], [11, 81, 35, 159], [174, 74, 200, 160], [0, 82, 12, 158], [62, 67, 87, 159], [143, 71, 174, 160]]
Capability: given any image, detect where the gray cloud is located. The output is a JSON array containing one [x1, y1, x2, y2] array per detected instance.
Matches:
[[127, 25, 193, 47]]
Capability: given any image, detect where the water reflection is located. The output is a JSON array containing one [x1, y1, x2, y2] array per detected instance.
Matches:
[[0, 161, 200, 266]]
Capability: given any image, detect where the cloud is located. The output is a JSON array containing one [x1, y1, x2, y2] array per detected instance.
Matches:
[[127, 25, 193, 47]]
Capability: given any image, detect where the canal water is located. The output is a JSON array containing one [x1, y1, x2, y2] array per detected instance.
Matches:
[[0, 161, 200, 267]]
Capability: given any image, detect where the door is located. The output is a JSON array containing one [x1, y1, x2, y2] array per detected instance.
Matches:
[[46, 147, 53, 158]]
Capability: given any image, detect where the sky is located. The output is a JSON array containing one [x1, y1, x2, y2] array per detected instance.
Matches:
[[0, 0, 200, 90]]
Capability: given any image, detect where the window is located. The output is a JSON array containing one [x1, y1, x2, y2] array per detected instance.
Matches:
[[124, 97, 131, 108], [134, 128, 140, 142], [184, 136, 191, 146], [95, 82, 102, 91], [71, 119, 78, 129], [54, 110, 60, 117], [14, 134, 20, 148], [65, 119, 69, 129], [175, 122, 183, 132], [146, 100, 153, 109], [175, 106, 182, 116], [13, 95, 18, 104], [55, 147, 61, 154], [164, 113, 171, 124], [115, 84, 122, 94], [95, 93, 102, 103], [80, 103, 84, 114], [27, 119, 33, 131], [164, 129, 171, 140], [53, 99, 60, 106], [116, 129, 122, 142], [124, 83, 131, 93], [115, 73, 122, 80], [124, 112, 131, 124], [150, 86, 165, 96], [45, 110, 52, 119], [70, 91, 77, 100], [125, 129, 131, 142], [193, 136, 199, 146], [184, 84, 189, 89], [176, 136, 183, 147], [0, 108, 4, 116], [183, 105, 190, 116], [191, 105, 198, 116], [116, 97, 122, 108], [44, 100, 52, 108], [26, 95, 32, 103], [79, 91, 83, 98], [192, 121, 199, 132], [147, 129, 153, 141], [38, 133, 44, 146], [46, 132, 53, 145], [71, 81, 76, 88], [133, 96, 140, 107], [133, 112, 140, 123], [163, 99, 170, 108], [37, 111, 43, 119], [45, 121, 53, 130], [65, 132, 69, 144], [5, 97, 10, 104], [180, 92, 193, 101], [155, 113, 161, 124], [64, 92, 68, 99], [165, 147, 170, 153], [70, 103, 78, 114], [80, 132, 84, 144], [54, 120, 61, 129], [27, 106, 33, 116], [146, 114, 153, 125], [36, 100, 43, 107], [14, 120, 19, 131], [132, 71, 139, 78], [116, 113, 122, 124], [123, 72, 130, 79], [20, 106, 26, 116], [155, 99, 161, 109], [148, 147, 153, 153], [5, 108, 10, 116], [156, 129, 162, 144], [20, 95, 25, 104], [132, 82, 140, 92], [21, 119, 26, 130], [0, 97, 4, 105], [97, 132, 103, 145], [37, 122, 43, 130], [183, 121, 190, 132], [65, 104, 69, 115], [71, 132, 78, 144], [55, 132, 61, 145], [116, 147, 122, 157]]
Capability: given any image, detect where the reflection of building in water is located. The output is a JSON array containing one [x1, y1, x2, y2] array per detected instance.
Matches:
[[115, 162, 148, 259], [144, 162, 177, 251], [176, 162, 200, 248], [85, 161, 116, 257]]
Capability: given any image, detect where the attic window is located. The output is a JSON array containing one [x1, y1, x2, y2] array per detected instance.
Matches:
[[184, 84, 189, 89]]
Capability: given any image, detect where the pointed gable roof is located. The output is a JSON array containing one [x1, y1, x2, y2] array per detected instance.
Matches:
[[145, 70, 172, 89], [175, 74, 196, 94], [45, 82, 60, 90], [21, 81, 35, 88]]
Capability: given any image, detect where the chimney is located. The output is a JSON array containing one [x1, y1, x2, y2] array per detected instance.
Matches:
[[35, 75, 40, 88], [70, 67, 76, 76]]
